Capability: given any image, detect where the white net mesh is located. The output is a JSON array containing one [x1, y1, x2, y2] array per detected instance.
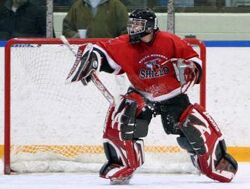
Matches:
[[7, 40, 202, 174]]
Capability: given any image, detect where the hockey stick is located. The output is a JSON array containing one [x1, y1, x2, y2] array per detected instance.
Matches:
[[60, 35, 115, 104]]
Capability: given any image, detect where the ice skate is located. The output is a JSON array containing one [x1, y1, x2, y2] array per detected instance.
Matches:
[[110, 175, 133, 185]]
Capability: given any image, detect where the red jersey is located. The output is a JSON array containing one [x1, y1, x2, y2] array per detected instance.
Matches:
[[95, 31, 201, 101]]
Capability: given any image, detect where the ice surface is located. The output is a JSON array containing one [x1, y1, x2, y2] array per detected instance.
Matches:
[[0, 162, 249, 189]]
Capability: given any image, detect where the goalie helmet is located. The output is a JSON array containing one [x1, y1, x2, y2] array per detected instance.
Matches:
[[127, 8, 158, 44]]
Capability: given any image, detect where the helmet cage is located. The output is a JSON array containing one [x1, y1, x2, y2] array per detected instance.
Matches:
[[127, 18, 147, 36]]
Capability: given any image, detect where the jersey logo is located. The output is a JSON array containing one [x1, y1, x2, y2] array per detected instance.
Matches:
[[138, 55, 169, 79], [139, 67, 169, 79]]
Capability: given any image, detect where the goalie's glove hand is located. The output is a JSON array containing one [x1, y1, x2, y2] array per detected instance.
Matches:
[[66, 43, 101, 84], [172, 58, 198, 86]]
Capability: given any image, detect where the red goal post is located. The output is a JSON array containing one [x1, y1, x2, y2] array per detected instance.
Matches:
[[4, 37, 206, 174], [184, 37, 206, 109]]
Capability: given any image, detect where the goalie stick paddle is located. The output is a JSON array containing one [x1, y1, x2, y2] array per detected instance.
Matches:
[[60, 35, 115, 104]]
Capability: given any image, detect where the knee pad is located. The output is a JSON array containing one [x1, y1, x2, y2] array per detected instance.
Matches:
[[110, 92, 152, 140], [178, 103, 238, 182]]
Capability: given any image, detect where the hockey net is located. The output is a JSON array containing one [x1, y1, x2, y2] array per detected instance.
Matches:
[[4, 38, 206, 174]]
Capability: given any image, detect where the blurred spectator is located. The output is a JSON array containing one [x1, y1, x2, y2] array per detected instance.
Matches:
[[147, 0, 158, 8], [120, 0, 147, 8], [120, 0, 167, 8], [0, 0, 46, 40], [62, 0, 128, 38], [0, 0, 6, 6]]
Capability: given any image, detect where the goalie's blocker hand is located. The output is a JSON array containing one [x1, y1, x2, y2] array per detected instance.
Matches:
[[66, 43, 101, 85], [172, 58, 198, 86]]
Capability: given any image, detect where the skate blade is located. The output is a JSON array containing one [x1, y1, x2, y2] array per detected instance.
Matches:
[[110, 175, 133, 185]]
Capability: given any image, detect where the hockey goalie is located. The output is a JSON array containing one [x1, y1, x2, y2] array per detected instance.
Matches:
[[66, 8, 238, 184]]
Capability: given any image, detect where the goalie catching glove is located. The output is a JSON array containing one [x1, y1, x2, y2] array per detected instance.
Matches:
[[66, 43, 101, 85]]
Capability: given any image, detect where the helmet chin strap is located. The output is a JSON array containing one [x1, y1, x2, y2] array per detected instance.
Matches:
[[140, 32, 154, 43], [129, 35, 141, 44], [129, 32, 154, 44]]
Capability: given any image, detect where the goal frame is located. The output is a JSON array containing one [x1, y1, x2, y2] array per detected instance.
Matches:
[[4, 37, 206, 174]]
